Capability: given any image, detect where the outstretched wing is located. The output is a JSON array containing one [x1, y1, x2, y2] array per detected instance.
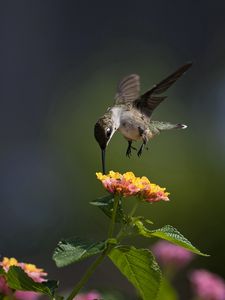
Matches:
[[114, 74, 140, 104], [134, 62, 192, 117]]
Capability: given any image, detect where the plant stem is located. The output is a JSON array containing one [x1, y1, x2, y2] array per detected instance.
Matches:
[[66, 195, 120, 300], [108, 195, 119, 238], [116, 200, 140, 241], [129, 200, 140, 218], [66, 251, 106, 300]]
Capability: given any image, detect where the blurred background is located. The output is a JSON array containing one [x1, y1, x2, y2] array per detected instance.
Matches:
[[0, 1, 225, 298]]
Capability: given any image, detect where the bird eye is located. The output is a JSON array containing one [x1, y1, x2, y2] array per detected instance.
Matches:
[[106, 128, 112, 138]]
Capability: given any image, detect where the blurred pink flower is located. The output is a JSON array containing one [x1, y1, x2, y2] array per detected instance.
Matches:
[[152, 240, 194, 269], [0, 276, 11, 295], [190, 269, 225, 300], [18, 262, 47, 283], [0, 277, 41, 300], [15, 291, 41, 300], [0, 257, 47, 299], [74, 290, 102, 300], [0, 257, 47, 283]]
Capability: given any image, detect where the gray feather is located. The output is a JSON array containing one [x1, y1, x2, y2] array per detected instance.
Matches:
[[114, 74, 140, 104], [134, 62, 192, 117], [149, 121, 187, 135]]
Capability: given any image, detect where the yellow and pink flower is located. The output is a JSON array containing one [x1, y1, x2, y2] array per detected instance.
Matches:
[[96, 171, 169, 202], [0, 257, 47, 300], [0, 257, 47, 283]]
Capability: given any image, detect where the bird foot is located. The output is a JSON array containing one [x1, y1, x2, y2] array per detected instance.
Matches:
[[126, 143, 137, 158], [137, 145, 144, 157]]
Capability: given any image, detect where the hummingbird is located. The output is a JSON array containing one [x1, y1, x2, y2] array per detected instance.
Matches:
[[94, 62, 192, 174]]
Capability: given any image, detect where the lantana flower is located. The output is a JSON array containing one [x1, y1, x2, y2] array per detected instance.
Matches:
[[74, 290, 102, 300], [96, 171, 169, 202], [152, 240, 194, 270], [190, 269, 225, 300], [0, 257, 47, 300]]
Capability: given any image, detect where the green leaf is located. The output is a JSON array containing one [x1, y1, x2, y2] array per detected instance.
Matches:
[[135, 222, 208, 256], [0, 268, 5, 276], [151, 225, 208, 256], [42, 280, 59, 296], [53, 237, 107, 267], [108, 245, 161, 300], [157, 277, 178, 300], [0, 295, 9, 300], [90, 195, 126, 223], [6, 266, 57, 297]]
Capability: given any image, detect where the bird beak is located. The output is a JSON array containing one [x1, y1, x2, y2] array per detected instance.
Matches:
[[101, 148, 106, 174]]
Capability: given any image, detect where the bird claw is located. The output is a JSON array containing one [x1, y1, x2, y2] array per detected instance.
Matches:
[[137, 143, 146, 157], [126, 148, 132, 158], [137, 149, 143, 157], [126, 142, 137, 158]]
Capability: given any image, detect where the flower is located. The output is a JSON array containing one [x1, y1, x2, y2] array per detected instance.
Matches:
[[0, 257, 47, 300], [0, 276, 11, 295], [74, 290, 102, 300], [0, 257, 47, 283], [190, 269, 225, 300], [96, 171, 169, 202], [15, 291, 41, 300], [152, 241, 194, 270]]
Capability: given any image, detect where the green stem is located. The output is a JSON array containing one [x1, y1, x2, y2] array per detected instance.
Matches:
[[129, 200, 140, 218], [66, 251, 107, 300], [116, 200, 140, 241], [66, 195, 120, 300], [108, 195, 120, 238]]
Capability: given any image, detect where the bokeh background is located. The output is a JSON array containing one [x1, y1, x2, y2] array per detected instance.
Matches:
[[0, 1, 225, 298]]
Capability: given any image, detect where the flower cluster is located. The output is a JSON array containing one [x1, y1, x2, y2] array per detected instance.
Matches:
[[152, 241, 194, 270], [74, 290, 102, 300], [1, 257, 47, 283], [190, 269, 225, 300], [96, 171, 169, 202], [0, 257, 47, 300]]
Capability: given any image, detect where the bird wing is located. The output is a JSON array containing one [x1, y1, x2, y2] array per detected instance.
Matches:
[[114, 74, 140, 104], [134, 62, 192, 118]]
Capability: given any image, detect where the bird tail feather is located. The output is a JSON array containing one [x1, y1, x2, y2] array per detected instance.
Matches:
[[150, 121, 187, 132]]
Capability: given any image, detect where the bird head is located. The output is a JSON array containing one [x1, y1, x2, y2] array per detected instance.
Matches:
[[94, 114, 115, 174]]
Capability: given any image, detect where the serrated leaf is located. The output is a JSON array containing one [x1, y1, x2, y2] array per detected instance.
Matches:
[[53, 237, 107, 267], [90, 194, 113, 206], [90, 195, 126, 223], [135, 222, 208, 256], [108, 245, 161, 300], [151, 225, 208, 256], [6, 266, 57, 297]]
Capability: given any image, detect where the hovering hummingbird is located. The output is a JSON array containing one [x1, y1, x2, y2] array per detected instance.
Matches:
[[94, 62, 192, 174]]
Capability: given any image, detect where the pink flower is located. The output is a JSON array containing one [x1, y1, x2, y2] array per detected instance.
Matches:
[[0, 257, 47, 299], [0, 277, 41, 300], [152, 241, 194, 269], [96, 171, 169, 203], [15, 291, 41, 300], [74, 290, 102, 300], [190, 269, 225, 300], [18, 263, 47, 283], [0, 276, 11, 295], [0, 257, 47, 283]]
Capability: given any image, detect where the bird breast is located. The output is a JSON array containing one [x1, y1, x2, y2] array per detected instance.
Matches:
[[118, 110, 144, 141]]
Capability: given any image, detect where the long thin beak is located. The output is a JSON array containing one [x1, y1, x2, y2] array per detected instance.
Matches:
[[101, 148, 106, 174]]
